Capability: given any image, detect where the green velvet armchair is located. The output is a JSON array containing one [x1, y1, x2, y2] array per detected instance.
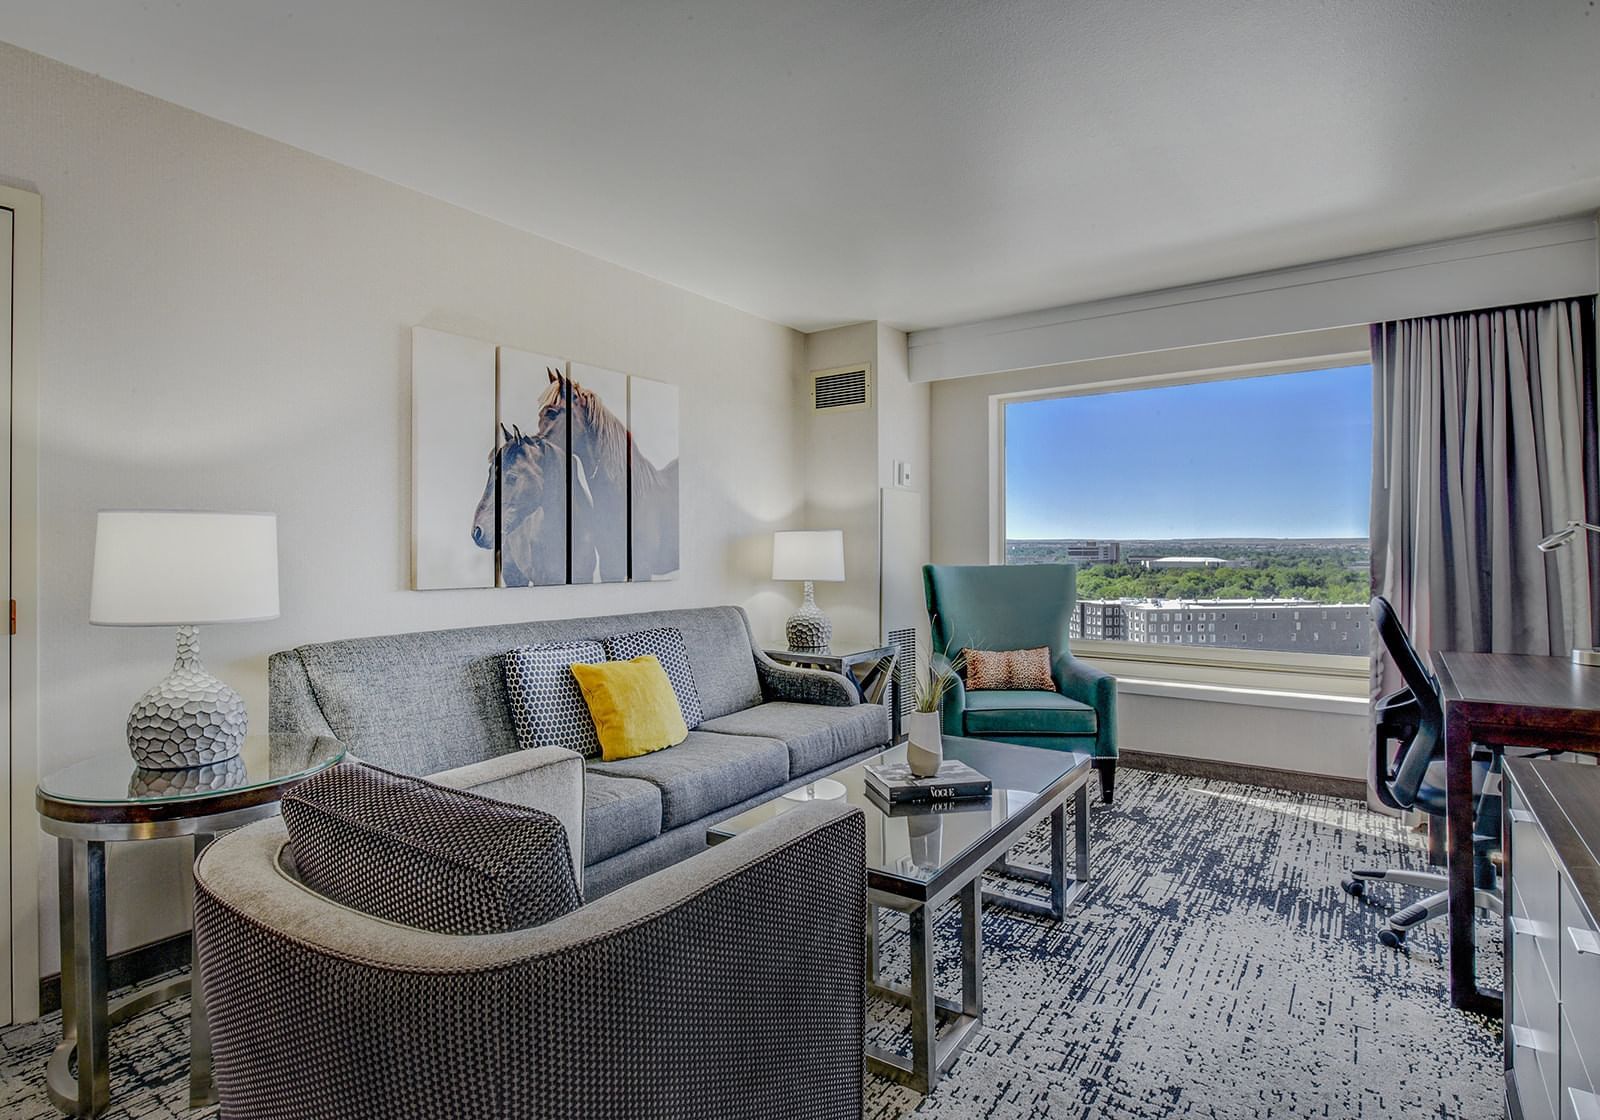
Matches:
[[923, 563, 1118, 802]]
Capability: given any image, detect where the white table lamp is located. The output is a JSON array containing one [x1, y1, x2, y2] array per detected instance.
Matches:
[[1538, 518, 1600, 667], [90, 510, 280, 768], [773, 529, 845, 652]]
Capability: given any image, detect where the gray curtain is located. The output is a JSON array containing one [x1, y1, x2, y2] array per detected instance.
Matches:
[[1371, 298, 1596, 660]]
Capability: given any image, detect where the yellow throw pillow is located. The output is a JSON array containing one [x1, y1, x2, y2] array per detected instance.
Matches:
[[569, 656, 690, 761]]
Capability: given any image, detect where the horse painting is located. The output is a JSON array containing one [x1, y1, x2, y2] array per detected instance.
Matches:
[[537, 369, 680, 581], [471, 424, 594, 587]]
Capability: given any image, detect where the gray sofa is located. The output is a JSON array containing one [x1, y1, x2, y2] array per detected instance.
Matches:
[[269, 605, 892, 897]]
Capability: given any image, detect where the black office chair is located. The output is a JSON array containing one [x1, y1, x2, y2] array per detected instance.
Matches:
[[1342, 596, 1502, 948]]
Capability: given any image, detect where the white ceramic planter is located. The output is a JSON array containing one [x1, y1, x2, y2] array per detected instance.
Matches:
[[905, 710, 944, 777]]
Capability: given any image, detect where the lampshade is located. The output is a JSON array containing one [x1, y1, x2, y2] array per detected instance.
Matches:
[[772, 530, 845, 582], [90, 510, 280, 626]]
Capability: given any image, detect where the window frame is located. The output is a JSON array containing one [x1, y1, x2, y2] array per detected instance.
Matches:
[[993, 351, 1373, 680]]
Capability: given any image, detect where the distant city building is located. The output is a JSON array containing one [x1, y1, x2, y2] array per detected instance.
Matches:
[[1134, 556, 1233, 570], [1070, 598, 1128, 640], [1008, 539, 1121, 565], [1122, 598, 1368, 654]]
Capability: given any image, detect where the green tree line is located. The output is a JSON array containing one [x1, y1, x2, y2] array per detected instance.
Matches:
[[1074, 561, 1368, 605]]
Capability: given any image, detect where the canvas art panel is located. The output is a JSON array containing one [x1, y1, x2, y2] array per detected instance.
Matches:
[[492, 348, 570, 587], [628, 375, 680, 580], [413, 327, 496, 589], [563, 362, 630, 584]]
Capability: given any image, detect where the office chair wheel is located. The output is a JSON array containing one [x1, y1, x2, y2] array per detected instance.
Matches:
[[1341, 878, 1366, 898], [1378, 928, 1406, 949]]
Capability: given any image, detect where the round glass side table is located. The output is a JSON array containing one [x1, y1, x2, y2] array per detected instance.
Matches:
[[35, 733, 344, 1118]]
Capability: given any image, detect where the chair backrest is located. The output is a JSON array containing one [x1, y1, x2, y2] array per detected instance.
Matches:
[[1371, 595, 1443, 808], [923, 563, 1077, 660]]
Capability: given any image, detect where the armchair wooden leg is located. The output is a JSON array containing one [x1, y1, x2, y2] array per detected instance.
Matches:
[[1094, 758, 1116, 804]]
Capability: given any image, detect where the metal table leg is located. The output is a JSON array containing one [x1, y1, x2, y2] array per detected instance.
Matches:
[[985, 781, 1092, 920], [189, 833, 216, 1108], [47, 838, 110, 1118], [866, 883, 986, 1094]]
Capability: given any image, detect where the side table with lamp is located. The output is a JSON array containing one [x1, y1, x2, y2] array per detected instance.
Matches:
[[38, 510, 347, 1118]]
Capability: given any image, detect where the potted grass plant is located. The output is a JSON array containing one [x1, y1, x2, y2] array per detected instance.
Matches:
[[906, 651, 964, 777]]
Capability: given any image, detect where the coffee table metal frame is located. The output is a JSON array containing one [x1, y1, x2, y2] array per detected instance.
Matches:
[[711, 739, 1094, 1095], [864, 755, 1092, 1093]]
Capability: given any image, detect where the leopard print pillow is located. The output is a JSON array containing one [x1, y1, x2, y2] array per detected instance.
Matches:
[[962, 647, 1057, 691]]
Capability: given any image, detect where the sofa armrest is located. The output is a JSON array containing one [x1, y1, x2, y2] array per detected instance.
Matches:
[[1054, 655, 1118, 759], [429, 747, 587, 873], [194, 802, 866, 1119], [755, 652, 859, 707]]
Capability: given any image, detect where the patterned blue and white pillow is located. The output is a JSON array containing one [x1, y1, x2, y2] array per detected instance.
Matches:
[[603, 627, 704, 729], [503, 641, 606, 758]]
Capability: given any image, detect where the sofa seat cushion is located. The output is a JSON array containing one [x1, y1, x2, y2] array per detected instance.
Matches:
[[699, 702, 890, 778], [587, 730, 789, 830], [963, 690, 1098, 737], [282, 761, 582, 934], [581, 773, 663, 866]]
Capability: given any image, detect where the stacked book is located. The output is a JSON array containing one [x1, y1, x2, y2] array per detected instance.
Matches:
[[863, 759, 992, 807]]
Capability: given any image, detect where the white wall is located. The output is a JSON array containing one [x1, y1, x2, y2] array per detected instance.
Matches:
[[0, 43, 807, 976], [929, 328, 1373, 779], [789, 323, 930, 669], [795, 324, 880, 647]]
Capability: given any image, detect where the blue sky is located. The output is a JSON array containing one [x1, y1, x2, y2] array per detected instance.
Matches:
[[1004, 364, 1372, 540]]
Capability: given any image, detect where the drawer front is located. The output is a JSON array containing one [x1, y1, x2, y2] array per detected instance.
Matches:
[[1562, 1009, 1599, 1120], [1515, 879, 1563, 996], [1561, 877, 1600, 1079], [1513, 805, 1562, 940], [1513, 947, 1561, 1120]]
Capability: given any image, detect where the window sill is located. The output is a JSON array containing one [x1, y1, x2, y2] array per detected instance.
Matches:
[[1109, 674, 1367, 716]]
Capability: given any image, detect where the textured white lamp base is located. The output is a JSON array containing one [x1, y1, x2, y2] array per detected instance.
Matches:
[[785, 580, 833, 652], [127, 626, 249, 769]]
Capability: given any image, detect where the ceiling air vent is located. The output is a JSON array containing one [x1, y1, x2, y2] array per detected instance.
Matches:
[[812, 364, 872, 413]]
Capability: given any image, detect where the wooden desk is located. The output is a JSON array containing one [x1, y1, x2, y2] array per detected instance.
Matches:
[[1434, 651, 1600, 1015]]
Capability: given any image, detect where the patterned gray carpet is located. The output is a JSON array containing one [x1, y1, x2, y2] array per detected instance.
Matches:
[[0, 769, 1500, 1119]]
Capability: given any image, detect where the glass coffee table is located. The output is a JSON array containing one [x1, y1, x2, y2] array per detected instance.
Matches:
[[708, 735, 1093, 1094]]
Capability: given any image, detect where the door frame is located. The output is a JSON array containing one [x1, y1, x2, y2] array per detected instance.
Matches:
[[2, 182, 41, 1023]]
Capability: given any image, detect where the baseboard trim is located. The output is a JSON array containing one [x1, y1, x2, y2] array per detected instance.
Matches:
[[1120, 750, 1366, 801], [38, 932, 190, 1017]]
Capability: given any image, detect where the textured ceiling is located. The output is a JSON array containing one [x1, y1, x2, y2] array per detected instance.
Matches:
[[4, 1, 1600, 330]]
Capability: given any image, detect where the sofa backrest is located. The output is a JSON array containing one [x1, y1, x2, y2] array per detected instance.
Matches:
[[270, 606, 765, 775]]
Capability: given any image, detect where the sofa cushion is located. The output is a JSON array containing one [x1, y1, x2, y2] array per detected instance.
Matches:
[[570, 657, 689, 760], [962, 690, 1098, 737], [503, 641, 606, 758], [602, 627, 704, 729], [963, 647, 1056, 692], [699, 702, 890, 778], [581, 772, 664, 865], [281, 761, 582, 934], [587, 730, 789, 830]]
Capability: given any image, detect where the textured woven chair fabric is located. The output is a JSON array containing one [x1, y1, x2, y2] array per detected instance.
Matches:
[[281, 761, 582, 935], [195, 802, 867, 1120]]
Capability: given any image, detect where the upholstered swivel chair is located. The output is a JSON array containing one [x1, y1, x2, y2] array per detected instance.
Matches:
[[923, 563, 1118, 802], [1342, 596, 1502, 947]]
